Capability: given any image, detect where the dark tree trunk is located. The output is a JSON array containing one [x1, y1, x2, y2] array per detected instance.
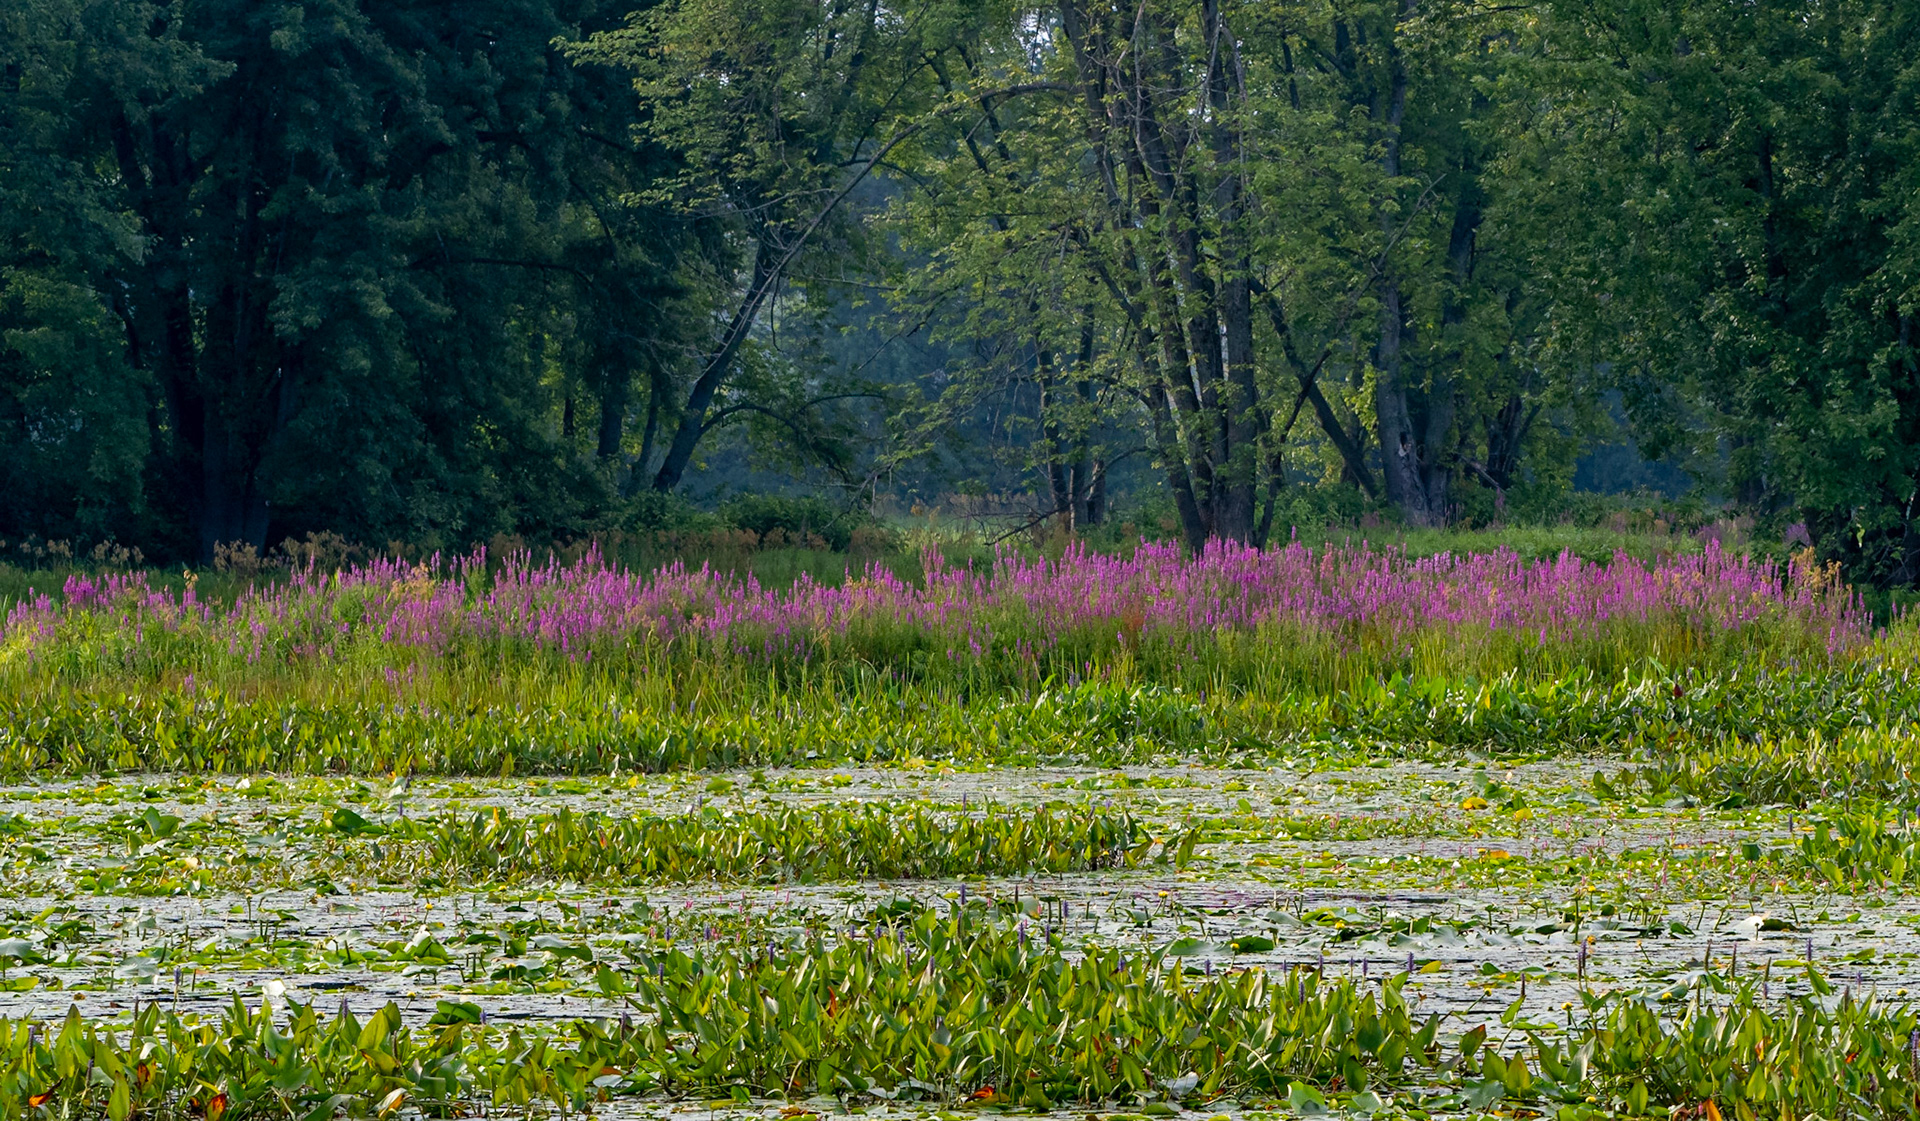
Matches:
[[1205, 0, 1259, 543], [1374, 275, 1439, 526], [1483, 393, 1538, 491], [652, 248, 776, 492], [1087, 457, 1107, 526], [1216, 274, 1259, 541], [1037, 351, 1072, 521], [1419, 375, 1455, 520], [596, 363, 626, 460], [1071, 324, 1096, 528], [1059, 0, 1274, 548], [1149, 265, 1214, 542], [629, 364, 665, 496], [1368, 3, 1452, 528], [1070, 443, 1094, 527], [1255, 286, 1379, 499]]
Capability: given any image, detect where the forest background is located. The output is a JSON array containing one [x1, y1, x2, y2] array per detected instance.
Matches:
[[2, 0, 1917, 585]]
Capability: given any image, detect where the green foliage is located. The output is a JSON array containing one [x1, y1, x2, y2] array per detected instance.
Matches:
[[0, 920, 1916, 1119], [879, 0, 1606, 542], [1290, 523, 1712, 566], [2, 0, 1916, 578], [0, 0, 823, 562], [0, 679, 1209, 776], [617, 491, 713, 534], [389, 801, 1167, 884], [565, 0, 989, 496], [1537, 987, 1920, 1121], [0, 796, 1171, 891], [621, 908, 1439, 1103], [1621, 727, 1920, 809], [718, 493, 873, 552], [1493, 0, 1920, 585], [10, 656, 1920, 776], [1796, 812, 1920, 888]]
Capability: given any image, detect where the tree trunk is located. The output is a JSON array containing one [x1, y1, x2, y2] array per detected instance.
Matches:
[[1087, 457, 1107, 527], [1095, 254, 1208, 548], [1483, 393, 1538, 490], [624, 369, 662, 498], [1037, 351, 1072, 521], [1204, 0, 1260, 544], [1420, 374, 1455, 521], [1374, 276, 1439, 526], [1255, 286, 1379, 499], [1369, 3, 1448, 528], [651, 252, 774, 491], [1216, 274, 1259, 541], [1071, 325, 1096, 528], [1060, 0, 1277, 548], [1070, 436, 1094, 528], [597, 364, 627, 461]]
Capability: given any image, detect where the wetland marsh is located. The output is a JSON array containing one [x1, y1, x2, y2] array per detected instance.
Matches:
[[1, 542, 1916, 1120]]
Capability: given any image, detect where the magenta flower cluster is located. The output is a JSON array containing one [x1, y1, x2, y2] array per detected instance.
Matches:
[[7, 540, 1869, 666]]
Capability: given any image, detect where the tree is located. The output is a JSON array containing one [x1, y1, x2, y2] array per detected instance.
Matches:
[[571, 0, 1004, 497], [0, 0, 710, 559], [1501, 0, 1920, 582], [882, 0, 1567, 544]]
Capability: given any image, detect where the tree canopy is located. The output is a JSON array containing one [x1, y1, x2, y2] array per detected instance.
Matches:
[[2, 0, 1916, 579]]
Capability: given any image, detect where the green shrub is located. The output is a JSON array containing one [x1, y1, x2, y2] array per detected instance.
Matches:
[[719, 493, 871, 551]]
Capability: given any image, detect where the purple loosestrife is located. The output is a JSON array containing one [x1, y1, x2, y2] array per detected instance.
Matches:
[[4, 540, 1870, 672]]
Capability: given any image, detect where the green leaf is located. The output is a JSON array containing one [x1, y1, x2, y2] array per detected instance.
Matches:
[[329, 807, 377, 836], [1287, 1081, 1328, 1115], [1166, 938, 1216, 958], [427, 1000, 483, 1026]]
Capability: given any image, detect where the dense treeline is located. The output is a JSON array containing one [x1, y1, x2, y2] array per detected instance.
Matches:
[[1, 0, 1916, 579]]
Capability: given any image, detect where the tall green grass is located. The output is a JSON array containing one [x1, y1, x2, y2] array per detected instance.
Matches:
[[7, 661, 1920, 776]]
